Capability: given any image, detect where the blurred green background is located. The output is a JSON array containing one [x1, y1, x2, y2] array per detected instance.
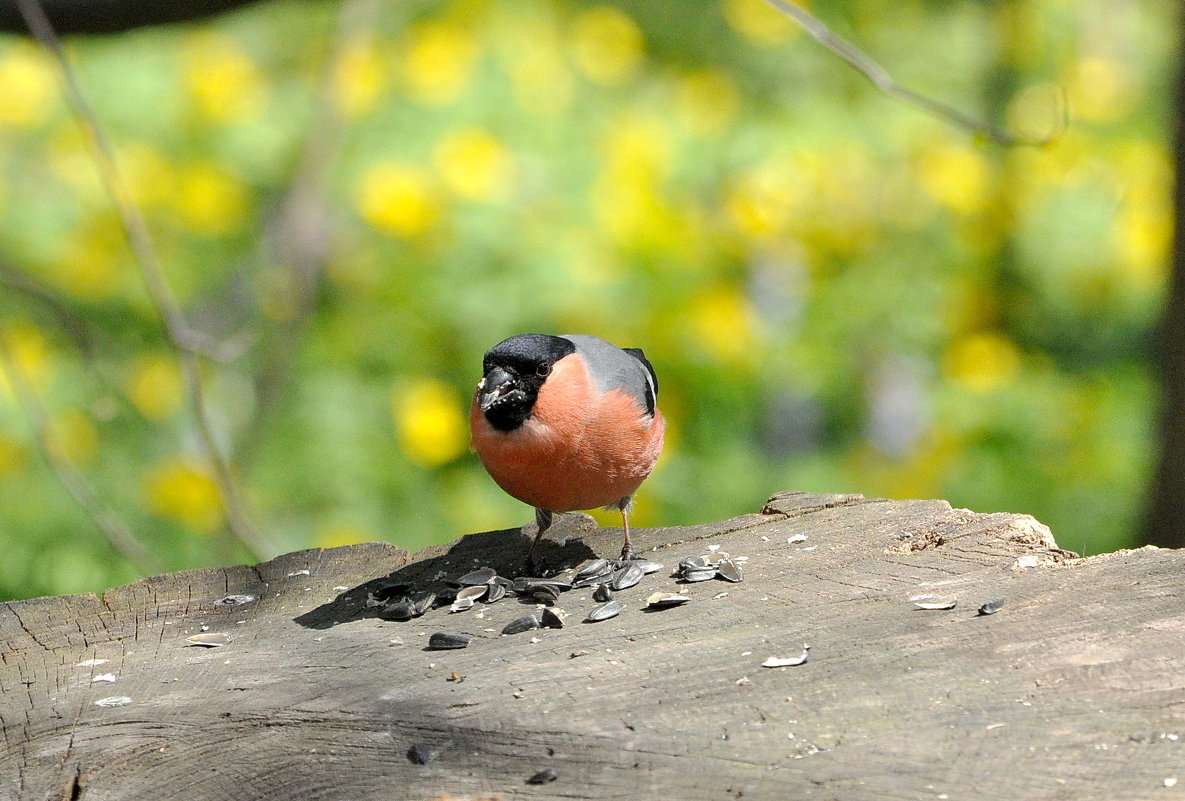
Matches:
[[0, 0, 1172, 600]]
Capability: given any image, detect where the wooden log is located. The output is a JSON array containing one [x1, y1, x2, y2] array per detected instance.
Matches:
[[1, 492, 1179, 800]]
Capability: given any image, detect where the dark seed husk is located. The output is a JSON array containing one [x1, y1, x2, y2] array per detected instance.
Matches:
[[679, 556, 707, 570], [540, 607, 567, 629], [483, 582, 507, 603], [680, 567, 718, 583], [531, 586, 561, 603], [411, 591, 437, 615], [978, 598, 1005, 616], [572, 570, 614, 589], [427, 632, 470, 650], [518, 579, 571, 595], [372, 581, 413, 602], [574, 558, 610, 579], [609, 563, 645, 591], [407, 743, 433, 764], [585, 599, 623, 622], [377, 598, 417, 621], [716, 559, 744, 583], [456, 567, 498, 586], [629, 558, 665, 575], [502, 615, 541, 635], [592, 583, 614, 603], [526, 768, 557, 785]]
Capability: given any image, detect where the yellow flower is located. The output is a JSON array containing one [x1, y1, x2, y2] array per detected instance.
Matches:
[[393, 378, 467, 467], [915, 142, 992, 215], [47, 409, 98, 465], [50, 218, 126, 301], [314, 523, 377, 549], [570, 7, 644, 86], [1067, 57, 1137, 124], [182, 32, 267, 123], [0, 430, 26, 477], [0, 322, 51, 400], [145, 460, 223, 533], [116, 142, 176, 211], [401, 20, 479, 104], [603, 114, 671, 180], [334, 37, 387, 118], [0, 42, 56, 129], [943, 332, 1020, 392], [1114, 201, 1171, 290], [355, 163, 442, 238], [723, 0, 800, 47], [434, 128, 515, 202], [505, 20, 573, 116], [125, 353, 184, 421], [677, 68, 740, 134], [725, 160, 801, 239], [687, 284, 759, 367], [175, 162, 249, 237]]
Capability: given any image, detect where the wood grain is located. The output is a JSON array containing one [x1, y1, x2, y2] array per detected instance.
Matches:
[[2, 492, 1180, 800]]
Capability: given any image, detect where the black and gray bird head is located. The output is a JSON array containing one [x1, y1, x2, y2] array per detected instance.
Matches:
[[476, 334, 576, 432]]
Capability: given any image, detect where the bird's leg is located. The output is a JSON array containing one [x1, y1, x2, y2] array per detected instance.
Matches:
[[618, 497, 635, 562], [526, 507, 553, 574]]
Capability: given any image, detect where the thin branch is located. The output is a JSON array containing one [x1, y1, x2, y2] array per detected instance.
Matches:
[[761, 0, 1066, 146], [0, 260, 100, 361], [235, 0, 380, 468], [14, 0, 274, 560], [0, 329, 162, 575]]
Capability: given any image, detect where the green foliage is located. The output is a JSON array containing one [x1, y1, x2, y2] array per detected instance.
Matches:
[[0, 0, 1171, 600]]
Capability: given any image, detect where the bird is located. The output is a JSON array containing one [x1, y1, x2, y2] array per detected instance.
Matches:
[[469, 333, 665, 569]]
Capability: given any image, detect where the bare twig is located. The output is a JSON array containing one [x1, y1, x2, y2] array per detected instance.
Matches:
[[761, 0, 1066, 146], [0, 328, 162, 575], [0, 260, 100, 361], [14, 0, 274, 559], [236, 0, 381, 468]]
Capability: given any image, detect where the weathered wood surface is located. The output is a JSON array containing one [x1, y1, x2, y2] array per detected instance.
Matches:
[[2, 492, 1182, 800]]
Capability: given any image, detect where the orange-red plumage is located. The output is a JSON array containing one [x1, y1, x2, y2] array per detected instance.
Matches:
[[470, 353, 664, 512], [468, 334, 664, 563]]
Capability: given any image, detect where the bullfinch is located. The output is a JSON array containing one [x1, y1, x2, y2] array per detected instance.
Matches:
[[469, 333, 665, 567]]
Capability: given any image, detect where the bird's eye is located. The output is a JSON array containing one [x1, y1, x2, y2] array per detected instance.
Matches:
[[536, 363, 551, 377]]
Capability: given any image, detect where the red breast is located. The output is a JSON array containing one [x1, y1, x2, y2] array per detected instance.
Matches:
[[469, 352, 665, 512]]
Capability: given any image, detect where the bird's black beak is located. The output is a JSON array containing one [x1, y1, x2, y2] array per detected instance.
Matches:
[[478, 366, 516, 411]]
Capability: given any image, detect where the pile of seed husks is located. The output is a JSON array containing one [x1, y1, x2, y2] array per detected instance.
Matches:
[[365, 551, 746, 648]]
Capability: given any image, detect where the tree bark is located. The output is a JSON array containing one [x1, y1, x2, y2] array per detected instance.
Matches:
[[5, 492, 1183, 800], [0, 0, 269, 35]]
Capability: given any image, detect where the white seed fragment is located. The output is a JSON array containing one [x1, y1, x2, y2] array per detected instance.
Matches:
[[646, 592, 690, 609], [186, 633, 230, 647], [761, 646, 811, 668], [94, 696, 133, 707], [91, 674, 117, 683], [913, 599, 958, 611]]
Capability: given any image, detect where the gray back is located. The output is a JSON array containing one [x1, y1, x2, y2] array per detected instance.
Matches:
[[562, 335, 657, 416]]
